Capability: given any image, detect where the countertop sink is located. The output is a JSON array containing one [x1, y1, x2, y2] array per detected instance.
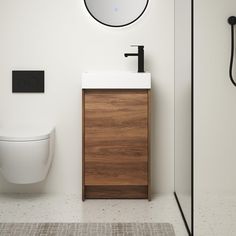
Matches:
[[82, 71, 151, 89]]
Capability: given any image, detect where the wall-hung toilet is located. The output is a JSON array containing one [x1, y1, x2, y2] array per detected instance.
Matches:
[[0, 127, 55, 184]]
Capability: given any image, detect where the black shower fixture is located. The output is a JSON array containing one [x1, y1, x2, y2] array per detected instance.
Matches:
[[228, 16, 236, 26], [228, 16, 236, 87]]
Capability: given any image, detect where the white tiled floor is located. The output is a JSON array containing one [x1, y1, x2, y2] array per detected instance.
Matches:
[[0, 193, 188, 236], [195, 193, 236, 236]]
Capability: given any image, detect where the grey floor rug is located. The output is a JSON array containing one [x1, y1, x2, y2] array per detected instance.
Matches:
[[0, 223, 175, 236]]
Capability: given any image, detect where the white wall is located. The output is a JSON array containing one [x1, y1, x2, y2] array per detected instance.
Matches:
[[195, 0, 236, 194], [0, 0, 174, 194]]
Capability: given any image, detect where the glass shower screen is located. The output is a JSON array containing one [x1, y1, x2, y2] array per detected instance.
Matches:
[[174, 0, 193, 235]]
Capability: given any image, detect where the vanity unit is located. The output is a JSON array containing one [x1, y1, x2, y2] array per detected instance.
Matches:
[[82, 72, 151, 200]]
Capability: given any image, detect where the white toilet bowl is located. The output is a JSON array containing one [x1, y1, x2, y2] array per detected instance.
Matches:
[[0, 126, 55, 184]]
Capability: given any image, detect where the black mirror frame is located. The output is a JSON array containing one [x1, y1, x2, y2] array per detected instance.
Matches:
[[84, 0, 149, 27]]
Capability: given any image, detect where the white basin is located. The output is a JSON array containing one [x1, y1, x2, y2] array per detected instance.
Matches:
[[82, 71, 151, 89]]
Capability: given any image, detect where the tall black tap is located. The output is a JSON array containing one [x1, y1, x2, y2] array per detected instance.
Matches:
[[124, 45, 145, 73]]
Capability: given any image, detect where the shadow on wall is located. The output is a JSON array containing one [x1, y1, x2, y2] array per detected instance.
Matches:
[[0, 178, 48, 194]]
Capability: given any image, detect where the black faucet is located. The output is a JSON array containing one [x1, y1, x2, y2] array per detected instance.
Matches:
[[124, 45, 145, 73]]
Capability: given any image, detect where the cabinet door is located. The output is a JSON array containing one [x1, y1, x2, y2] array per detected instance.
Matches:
[[83, 90, 149, 199]]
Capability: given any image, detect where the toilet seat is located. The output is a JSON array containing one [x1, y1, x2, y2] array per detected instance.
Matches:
[[0, 127, 54, 141]]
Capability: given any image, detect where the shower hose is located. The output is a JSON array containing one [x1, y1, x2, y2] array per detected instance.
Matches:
[[228, 16, 236, 86]]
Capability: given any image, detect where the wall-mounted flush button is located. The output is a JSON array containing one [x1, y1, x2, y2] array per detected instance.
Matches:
[[12, 70, 44, 93]]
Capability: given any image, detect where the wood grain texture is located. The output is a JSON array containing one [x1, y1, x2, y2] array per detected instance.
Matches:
[[82, 90, 85, 201], [83, 89, 150, 199], [148, 90, 151, 201], [85, 185, 148, 199]]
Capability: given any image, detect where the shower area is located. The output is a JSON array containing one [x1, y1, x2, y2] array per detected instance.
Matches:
[[175, 0, 236, 235]]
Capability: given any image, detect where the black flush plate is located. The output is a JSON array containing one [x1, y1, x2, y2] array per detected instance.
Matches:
[[12, 70, 44, 93]]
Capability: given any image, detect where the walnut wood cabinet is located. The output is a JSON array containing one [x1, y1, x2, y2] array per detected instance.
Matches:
[[82, 89, 151, 200]]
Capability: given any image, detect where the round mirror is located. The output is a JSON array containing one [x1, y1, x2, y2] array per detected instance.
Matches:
[[84, 0, 149, 27]]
